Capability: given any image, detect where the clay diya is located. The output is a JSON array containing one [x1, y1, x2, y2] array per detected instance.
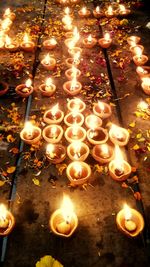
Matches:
[[118, 4, 131, 16], [62, 15, 73, 25], [50, 194, 78, 237], [63, 78, 82, 96], [78, 7, 91, 18], [0, 204, 15, 236], [85, 114, 102, 129], [132, 48, 148, 66], [43, 38, 57, 50], [68, 47, 82, 56], [65, 38, 76, 49], [20, 33, 35, 52], [127, 36, 141, 46], [64, 7, 71, 15], [65, 125, 86, 143], [105, 6, 115, 18], [98, 33, 112, 49], [136, 66, 150, 78], [3, 8, 16, 21], [87, 127, 108, 145], [93, 101, 112, 119], [64, 111, 84, 126], [65, 66, 81, 80], [67, 141, 89, 161], [83, 34, 97, 49], [141, 77, 150, 95], [43, 125, 63, 143], [92, 143, 114, 164], [15, 78, 33, 97], [130, 45, 144, 56], [1, 19, 11, 33], [39, 77, 56, 97], [43, 104, 64, 124], [67, 98, 86, 113], [46, 143, 66, 164], [20, 121, 41, 144], [5, 35, 19, 52], [65, 51, 81, 69], [63, 23, 73, 32], [41, 54, 56, 70], [0, 81, 9, 96], [109, 124, 129, 146], [93, 6, 104, 18], [116, 204, 144, 237], [66, 161, 91, 186]]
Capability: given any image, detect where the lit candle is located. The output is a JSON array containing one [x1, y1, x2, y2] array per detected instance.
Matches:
[[133, 49, 148, 66], [41, 54, 56, 70], [45, 78, 55, 92], [71, 141, 81, 160], [43, 37, 57, 50], [20, 121, 41, 144], [65, 66, 81, 80], [67, 141, 89, 161], [62, 15, 73, 25], [43, 104, 64, 124], [15, 78, 33, 97], [83, 34, 97, 49], [85, 114, 102, 129], [119, 4, 130, 16], [109, 123, 129, 146], [87, 126, 108, 145], [20, 33, 35, 52], [63, 78, 82, 96], [66, 161, 91, 185], [64, 7, 71, 15], [5, 35, 19, 51], [98, 33, 112, 49], [137, 101, 149, 112], [130, 45, 144, 56], [141, 77, 150, 95]]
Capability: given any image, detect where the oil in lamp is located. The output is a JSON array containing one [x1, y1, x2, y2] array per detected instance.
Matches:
[[43, 37, 57, 50], [20, 33, 35, 52], [5, 35, 19, 51], [83, 34, 97, 49], [43, 104, 64, 124], [67, 141, 89, 161], [136, 66, 150, 78], [92, 143, 114, 164], [108, 145, 131, 181], [93, 101, 112, 119], [50, 194, 78, 237], [43, 125, 63, 143], [64, 111, 84, 126], [65, 124, 86, 143], [63, 77, 82, 96], [39, 77, 56, 96], [85, 114, 102, 129], [0, 204, 15, 236], [109, 123, 129, 146], [41, 54, 56, 70], [65, 66, 81, 80], [78, 7, 91, 18], [141, 77, 150, 95], [46, 143, 66, 164], [20, 121, 41, 144], [98, 33, 112, 49], [67, 98, 86, 113], [66, 161, 91, 186], [87, 126, 108, 145], [116, 204, 144, 237], [15, 78, 33, 97], [93, 6, 103, 18]]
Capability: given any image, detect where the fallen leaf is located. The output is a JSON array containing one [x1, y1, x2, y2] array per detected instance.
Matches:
[[9, 147, 19, 154], [7, 166, 16, 174], [132, 144, 140, 150], [32, 178, 40, 186], [129, 121, 135, 128], [36, 255, 63, 267], [7, 134, 15, 143], [0, 180, 5, 186]]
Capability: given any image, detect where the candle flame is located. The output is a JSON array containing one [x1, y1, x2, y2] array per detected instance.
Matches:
[[137, 66, 145, 74], [23, 33, 30, 43], [98, 101, 105, 111], [46, 143, 54, 157], [24, 121, 33, 137], [49, 37, 57, 45], [142, 77, 150, 86], [73, 162, 82, 177], [71, 78, 77, 91], [25, 78, 32, 88], [101, 144, 109, 156], [5, 35, 11, 46], [64, 7, 70, 15], [61, 194, 74, 223], [51, 103, 59, 117], [68, 40, 75, 50], [4, 8, 11, 16], [72, 124, 79, 136], [119, 4, 126, 12], [2, 18, 11, 29], [71, 66, 78, 79], [136, 47, 142, 57], [63, 15, 72, 26], [111, 124, 124, 140], [96, 6, 100, 13], [137, 101, 148, 110], [73, 51, 80, 64], [81, 7, 86, 15], [72, 141, 81, 159], [0, 204, 8, 221], [114, 145, 124, 173], [44, 54, 51, 64], [46, 77, 52, 87], [124, 204, 132, 221], [87, 34, 92, 43], [104, 32, 110, 41], [107, 5, 113, 14], [51, 126, 57, 137]]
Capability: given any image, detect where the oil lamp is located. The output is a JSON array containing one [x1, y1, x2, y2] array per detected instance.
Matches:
[[66, 161, 91, 186], [83, 34, 97, 49], [15, 78, 33, 97], [20, 121, 41, 144], [50, 194, 78, 237], [63, 78, 82, 96], [65, 51, 81, 68], [65, 125, 86, 143], [108, 145, 131, 181], [118, 4, 130, 16], [43, 37, 57, 50], [5, 35, 19, 51], [93, 6, 103, 18], [68, 46, 82, 56], [141, 77, 150, 95], [130, 45, 144, 56], [3, 8, 16, 21], [87, 126, 108, 145], [127, 36, 141, 47], [65, 66, 81, 80], [93, 101, 112, 119], [109, 123, 130, 146], [105, 6, 114, 18], [98, 33, 112, 49], [43, 125, 63, 143], [92, 143, 114, 164], [43, 104, 64, 124], [41, 54, 56, 70], [78, 7, 91, 18], [136, 66, 150, 78], [1, 19, 11, 33], [20, 33, 35, 52], [85, 114, 102, 129], [64, 111, 84, 126], [62, 15, 73, 25], [67, 98, 86, 113], [39, 77, 56, 96], [46, 143, 66, 164], [132, 48, 148, 66], [67, 141, 89, 161], [116, 204, 144, 237], [0, 204, 15, 236]]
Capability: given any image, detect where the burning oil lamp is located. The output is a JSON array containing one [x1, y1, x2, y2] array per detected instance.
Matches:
[[136, 66, 150, 78], [109, 123, 129, 146], [68, 46, 82, 56], [50, 194, 78, 237], [78, 7, 91, 18], [93, 101, 112, 119], [43, 37, 57, 50], [46, 143, 66, 164], [1, 19, 11, 33], [64, 111, 84, 126], [118, 4, 130, 16], [20, 33, 35, 52], [137, 101, 149, 113], [130, 45, 144, 56], [43, 125, 63, 143], [43, 104, 64, 124], [116, 204, 144, 237], [5, 35, 19, 51], [3, 8, 16, 21], [63, 78, 82, 96], [105, 6, 114, 18], [65, 38, 76, 49], [65, 125, 86, 143], [67, 141, 89, 161], [133, 48, 148, 66], [108, 145, 131, 181], [67, 98, 86, 113], [65, 66, 81, 80], [0, 31, 6, 49], [15, 78, 33, 97], [127, 36, 141, 47], [65, 27, 80, 41], [83, 34, 97, 49], [20, 121, 41, 144], [62, 15, 73, 25], [41, 54, 56, 70], [66, 51, 81, 68], [85, 114, 102, 129], [98, 32, 112, 49], [0, 81, 9, 96], [93, 6, 103, 18], [64, 7, 71, 15], [141, 77, 150, 95], [66, 161, 91, 186], [87, 126, 108, 145], [92, 143, 114, 164], [0, 204, 15, 236], [39, 77, 56, 97]]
